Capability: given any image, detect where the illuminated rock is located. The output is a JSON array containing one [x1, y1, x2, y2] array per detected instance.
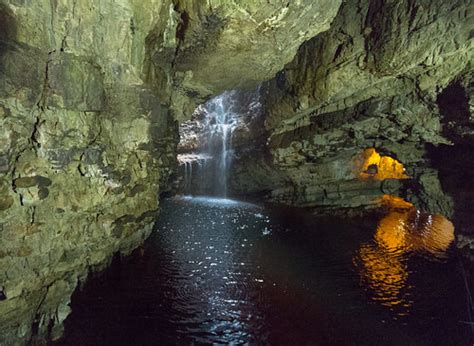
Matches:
[[354, 148, 409, 181]]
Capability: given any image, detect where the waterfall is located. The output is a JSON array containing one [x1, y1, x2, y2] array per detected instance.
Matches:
[[179, 154, 212, 195], [178, 88, 261, 197], [204, 91, 237, 197], [184, 161, 192, 194]]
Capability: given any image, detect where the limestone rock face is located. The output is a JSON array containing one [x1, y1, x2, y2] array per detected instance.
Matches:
[[265, 0, 473, 131], [0, 1, 178, 344], [230, 0, 473, 214]]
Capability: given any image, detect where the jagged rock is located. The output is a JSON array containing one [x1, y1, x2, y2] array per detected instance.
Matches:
[[146, 0, 343, 120], [1, 0, 473, 343], [226, 0, 473, 259], [45, 52, 105, 111], [0, 0, 176, 344], [0, 0, 347, 343], [230, 0, 472, 212]]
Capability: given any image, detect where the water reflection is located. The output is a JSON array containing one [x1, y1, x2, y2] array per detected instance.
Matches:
[[151, 197, 269, 343], [355, 206, 455, 314], [58, 197, 471, 345]]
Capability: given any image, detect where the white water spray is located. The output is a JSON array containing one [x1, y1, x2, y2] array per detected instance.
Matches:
[[204, 91, 238, 197], [178, 89, 261, 197]]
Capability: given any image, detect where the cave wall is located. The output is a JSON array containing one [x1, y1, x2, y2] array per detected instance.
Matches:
[[146, 0, 343, 122], [429, 73, 474, 260], [0, 0, 346, 343], [0, 0, 178, 343], [1, 0, 472, 342], [231, 0, 473, 215]]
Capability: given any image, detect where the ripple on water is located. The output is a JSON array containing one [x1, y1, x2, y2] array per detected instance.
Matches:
[[149, 197, 269, 342], [353, 207, 456, 315], [58, 197, 473, 346]]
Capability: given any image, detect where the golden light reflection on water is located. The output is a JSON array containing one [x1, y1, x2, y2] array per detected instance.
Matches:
[[354, 200, 455, 314]]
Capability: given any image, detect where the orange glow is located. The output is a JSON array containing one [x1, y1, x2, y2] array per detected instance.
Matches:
[[354, 200, 454, 312], [403, 211, 455, 254], [379, 195, 414, 210], [357, 245, 408, 308], [375, 208, 455, 255], [375, 211, 408, 252], [354, 148, 409, 181]]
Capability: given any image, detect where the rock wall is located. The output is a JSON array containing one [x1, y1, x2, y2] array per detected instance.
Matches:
[[0, 0, 179, 343], [232, 0, 473, 212], [228, 0, 474, 257], [0, 1, 347, 343], [145, 0, 342, 122], [2, 0, 472, 342]]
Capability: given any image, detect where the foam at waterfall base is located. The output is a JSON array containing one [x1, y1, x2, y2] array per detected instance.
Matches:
[[176, 195, 261, 209]]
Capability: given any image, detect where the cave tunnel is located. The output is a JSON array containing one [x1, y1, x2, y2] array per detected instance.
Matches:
[[0, 1, 473, 345]]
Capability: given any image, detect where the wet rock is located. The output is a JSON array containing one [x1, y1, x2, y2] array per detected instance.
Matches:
[[0, 41, 45, 105], [83, 147, 103, 165], [229, 0, 472, 213], [1, 0, 473, 344], [13, 177, 37, 188], [381, 179, 403, 195], [0, 1, 180, 343], [148, 0, 343, 121], [0, 287, 6, 301], [16, 245, 32, 257], [36, 176, 52, 187], [366, 164, 378, 175], [38, 187, 49, 200], [127, 184, 146, 197]]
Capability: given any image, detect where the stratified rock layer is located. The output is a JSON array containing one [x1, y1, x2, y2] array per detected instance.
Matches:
[[228, 0, 473, 255], [232, 0, 473, 211], [1, 0, 473, 343]]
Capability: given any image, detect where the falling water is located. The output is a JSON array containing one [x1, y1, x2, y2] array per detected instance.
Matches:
[[204, 91, 238, 197], [179, 91, 239, 197], [178, 154, 212, 195], [185, 161, 192, 193], [178, 89, 262, 196]]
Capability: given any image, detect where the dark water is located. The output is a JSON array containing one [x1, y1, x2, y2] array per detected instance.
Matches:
[[58, 197, 474, 345]]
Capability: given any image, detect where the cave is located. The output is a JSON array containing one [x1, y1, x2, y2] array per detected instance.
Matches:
[[0, 1, 473, 345]]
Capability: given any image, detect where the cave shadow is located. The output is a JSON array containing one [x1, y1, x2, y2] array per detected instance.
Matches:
[[427, 80, 474, 241], [0, 3, 17, 60]]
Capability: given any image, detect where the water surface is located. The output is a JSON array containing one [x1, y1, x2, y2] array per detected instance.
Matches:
[[58, 196, 473, 345]]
